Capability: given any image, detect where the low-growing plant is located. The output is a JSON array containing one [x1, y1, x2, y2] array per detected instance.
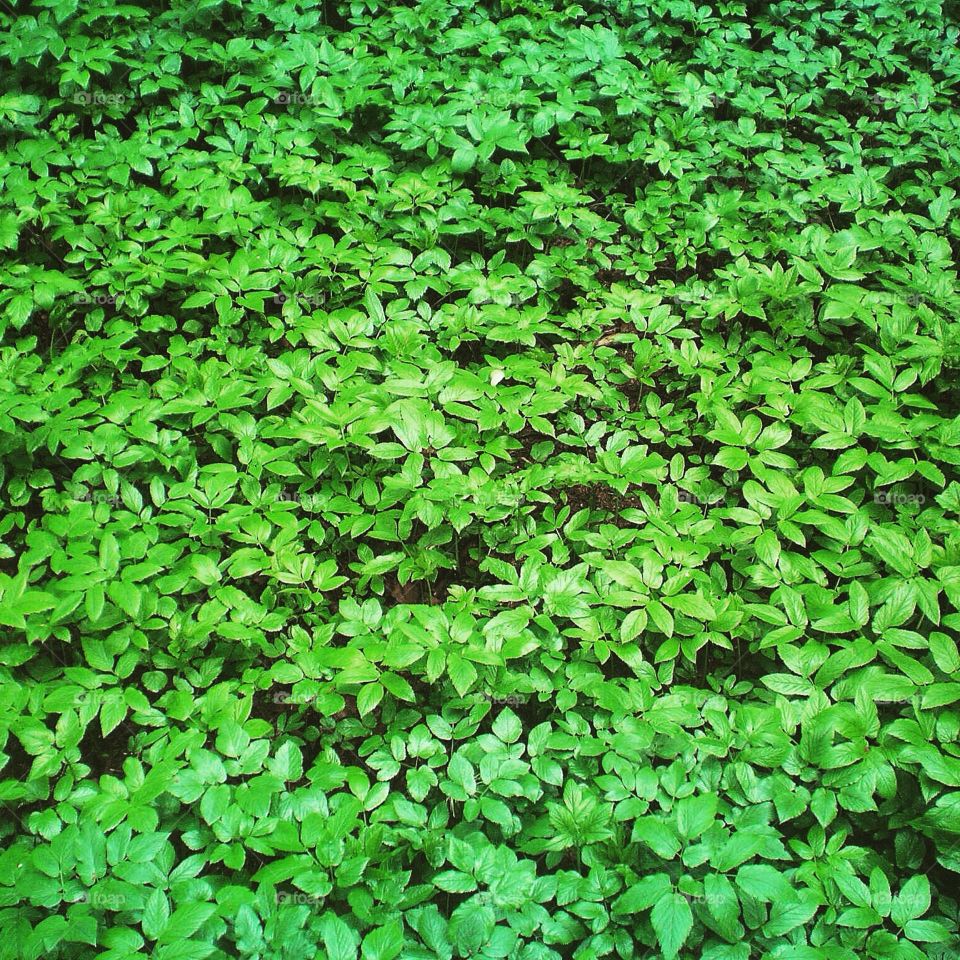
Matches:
[[0, 1, 959, 958]]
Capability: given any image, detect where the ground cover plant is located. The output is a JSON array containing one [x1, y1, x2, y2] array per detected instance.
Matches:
[[1, 0, 960, 957]]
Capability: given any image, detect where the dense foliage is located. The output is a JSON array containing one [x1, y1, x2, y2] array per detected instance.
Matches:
[[2, 0, 960, 957]]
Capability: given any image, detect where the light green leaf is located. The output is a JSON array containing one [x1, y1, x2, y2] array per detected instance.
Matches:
[[651, 892, 693, 959], [141, 888, 170, 941], [362, 919, 404, 960], [357, 683, 384, 717], [322, 913, 359, 960]]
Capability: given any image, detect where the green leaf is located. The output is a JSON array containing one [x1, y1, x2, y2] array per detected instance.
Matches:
[[357, 683, 384, 717], [848, 581, 870, 626], [192, 555, 221, 586], [929, 633, 960, 674], [7, 294, 32, 329], [614, 873, 672, 914], [651, 892, 693, 959], [159, 903, 217, 943], [433, 870, 478, 894], [362, 919, 404, 960], [451, 145, 477, 173], [380, 672, 415, 702], [142, 889, 170, 941], [712, 831, 768, 871], [891, 876, 930, 926], [764, 898, 818, 936], [364, 287, 386, 326], [0, 212, 19, 250], [902, 919, 951, 942], [666, 592, 717, 621], [735, 865, 793, 903], [632, 817, 681, 859], [270, 741, 303, 782], [448, 899, 495, 954], [714, 448, 749, 470], [703, 873, 742, 939], [491, 708, 522, 744], [754, 530, 781, 568], [99, 696, 128, 738], [676, 793, 718, 840], [85, 584, 105, 623], [99, 532, 120, 577], [810, 789, 837, 829], [322, 913, 359, 960], [447, 654, 477, 696], [155, 940, 217, 960]]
